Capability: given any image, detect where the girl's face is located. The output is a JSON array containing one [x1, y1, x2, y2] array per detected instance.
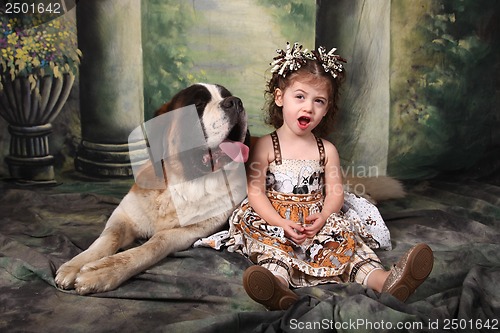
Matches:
[[274, 79, 329, 136]]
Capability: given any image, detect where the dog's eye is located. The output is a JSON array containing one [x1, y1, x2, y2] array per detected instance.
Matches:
[[195, 100, 206, 108]]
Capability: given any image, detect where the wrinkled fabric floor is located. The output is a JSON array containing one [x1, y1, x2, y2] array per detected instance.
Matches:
[[1, 166, 499, 332]]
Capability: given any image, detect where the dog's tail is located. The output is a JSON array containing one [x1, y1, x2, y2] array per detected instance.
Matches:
[[344, 175, 406, 204]]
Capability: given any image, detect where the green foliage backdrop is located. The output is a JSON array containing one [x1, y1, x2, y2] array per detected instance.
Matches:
[[141, 0, 205, 120], [141, 0, 315, 135], [256, 0, 316, 43], [389, 0, 500, 178]]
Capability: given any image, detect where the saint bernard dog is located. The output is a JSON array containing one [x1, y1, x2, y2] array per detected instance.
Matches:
[[55, 83, 250, 295]]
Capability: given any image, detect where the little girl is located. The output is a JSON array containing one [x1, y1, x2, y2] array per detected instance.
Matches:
[[229, 42, 434, 311]]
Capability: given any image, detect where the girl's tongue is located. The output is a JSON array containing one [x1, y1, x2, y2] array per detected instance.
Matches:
[[298, 116, 311, 129]]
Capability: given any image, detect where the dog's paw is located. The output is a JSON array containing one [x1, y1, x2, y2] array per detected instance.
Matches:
[[55, 262, 81, 290], [73, 258, 128, 295]]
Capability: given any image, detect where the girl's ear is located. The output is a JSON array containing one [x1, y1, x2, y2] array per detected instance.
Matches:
[[274, 88, 284, 107]]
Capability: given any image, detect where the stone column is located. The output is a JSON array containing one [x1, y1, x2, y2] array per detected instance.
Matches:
[[75, 0, 147, 177], [316, 0, 390, 176]]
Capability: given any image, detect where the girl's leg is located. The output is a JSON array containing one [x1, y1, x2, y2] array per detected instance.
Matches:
[[364, 244, 433, 301], [364, 268, 390, 292], [349, 238, 433, 302]]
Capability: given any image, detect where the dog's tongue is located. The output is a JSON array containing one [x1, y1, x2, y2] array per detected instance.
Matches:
[[219, 141, 249, 163]]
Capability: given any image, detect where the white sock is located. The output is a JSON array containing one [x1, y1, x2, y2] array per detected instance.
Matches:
[[362, 267, 384, 286]]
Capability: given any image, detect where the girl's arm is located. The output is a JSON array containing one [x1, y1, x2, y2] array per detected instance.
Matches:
[[320, 139, 344, 214], [304, 139, 344, 236], [247, 135, 307, 244]]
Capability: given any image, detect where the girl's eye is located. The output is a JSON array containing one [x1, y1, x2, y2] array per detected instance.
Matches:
[[295, 94, 304, 99], [315, 99, 326, 104]]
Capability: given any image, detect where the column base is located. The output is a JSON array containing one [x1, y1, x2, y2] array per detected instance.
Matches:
[[5, 155, 57, 185], [4, 124, 58, 185], [75, 139, 148, 178]]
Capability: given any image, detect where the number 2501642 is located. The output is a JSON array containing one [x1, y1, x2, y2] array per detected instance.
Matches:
[[5, 2, 62, 15]]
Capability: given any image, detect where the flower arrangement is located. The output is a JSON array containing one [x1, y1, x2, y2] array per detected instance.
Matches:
[[0, 13, 81, 90]]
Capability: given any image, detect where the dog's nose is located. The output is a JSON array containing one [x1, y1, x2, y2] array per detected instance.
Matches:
[[221, 96, 244, 113]]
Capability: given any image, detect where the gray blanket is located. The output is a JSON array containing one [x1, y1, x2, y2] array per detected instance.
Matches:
[[1, 171, 499, 332]]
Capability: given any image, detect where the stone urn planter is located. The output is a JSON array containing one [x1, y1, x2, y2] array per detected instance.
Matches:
[[0, 73, 75, 184], [0, 10, 80, 184]]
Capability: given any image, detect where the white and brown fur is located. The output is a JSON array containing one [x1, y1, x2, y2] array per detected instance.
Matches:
[[55, 83, 248, 295], [344, 175, 406, 204]]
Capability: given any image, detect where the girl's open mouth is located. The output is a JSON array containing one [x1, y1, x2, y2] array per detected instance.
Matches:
[[297, 116, 311, 129]]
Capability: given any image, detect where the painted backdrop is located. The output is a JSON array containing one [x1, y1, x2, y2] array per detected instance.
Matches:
[[0, 0, 498, 181]]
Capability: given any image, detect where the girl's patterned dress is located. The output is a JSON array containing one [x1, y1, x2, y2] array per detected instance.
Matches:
[[195, 131, 391, 288]]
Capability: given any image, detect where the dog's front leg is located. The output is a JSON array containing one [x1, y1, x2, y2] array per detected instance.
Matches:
[[55, 209, 136, 290], [72, 222, 220, 295]]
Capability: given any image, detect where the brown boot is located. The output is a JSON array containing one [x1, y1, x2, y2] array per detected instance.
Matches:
[[242, 265, 298, 311], [382, 243, 434, 302]]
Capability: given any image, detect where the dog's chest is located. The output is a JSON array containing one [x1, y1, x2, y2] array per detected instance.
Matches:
[[168, 167, 247, 227], [124, 167, 246, 233]]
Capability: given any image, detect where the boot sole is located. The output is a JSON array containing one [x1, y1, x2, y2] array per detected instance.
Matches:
[[242, 265, 298, 310], [386, 243, 434, 302]]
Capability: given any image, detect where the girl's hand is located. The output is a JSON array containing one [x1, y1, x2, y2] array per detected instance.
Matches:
[[303, 213, 327, 238], [280, 218, 307, 244]]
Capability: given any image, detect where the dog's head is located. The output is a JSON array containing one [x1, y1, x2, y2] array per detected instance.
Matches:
[[155, 83, 248, 149], [140, 83, 249, 184], [129, 83, 250, 226]]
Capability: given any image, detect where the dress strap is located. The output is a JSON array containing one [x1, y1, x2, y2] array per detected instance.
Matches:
[[315, 136, 325, 166], [270, 131, 282, 165], [271, 131, 325, 166]]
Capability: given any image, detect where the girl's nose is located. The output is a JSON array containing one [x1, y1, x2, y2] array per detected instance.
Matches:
[[304, 100, 314, 113]]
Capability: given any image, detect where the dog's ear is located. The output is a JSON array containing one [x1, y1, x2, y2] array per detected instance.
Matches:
[[244, 130, 252, 148], [134, 160, 167, 189], [154, 101, 172, 117], [248, 132, 263, 152]]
